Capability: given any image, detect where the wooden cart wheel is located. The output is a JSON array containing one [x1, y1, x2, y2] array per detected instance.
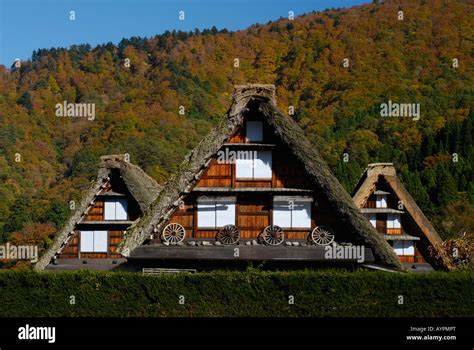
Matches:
[[216, 225, 240, 245], [311, 226, 335, 246], [162, 223, 186, 244], [262, 225, 284, 245]]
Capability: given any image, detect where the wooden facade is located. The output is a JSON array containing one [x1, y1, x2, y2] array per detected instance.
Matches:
[[57, 171, 141, 260], [161, 110, 324, 244]]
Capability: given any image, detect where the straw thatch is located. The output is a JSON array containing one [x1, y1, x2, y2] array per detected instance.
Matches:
[[34, 155, 162, 271], [117, 84, 402, 270]]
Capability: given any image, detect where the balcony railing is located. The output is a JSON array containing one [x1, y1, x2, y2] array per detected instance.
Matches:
[[386, 228, 403, 235], [376, 227, 403, 235]]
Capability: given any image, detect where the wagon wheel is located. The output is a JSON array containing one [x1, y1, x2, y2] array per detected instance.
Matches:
[[216, 225, 240, 245], [162, 223, 186, 244], [311, 226, 335, 246], [262, 225, 284, 246]]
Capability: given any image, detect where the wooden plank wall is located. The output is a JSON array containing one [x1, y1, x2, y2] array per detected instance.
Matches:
[[196, 161, 232, 187], [165, 203, 194, 239], [238, 196, 270, 239], [83, 201, 104, 221]]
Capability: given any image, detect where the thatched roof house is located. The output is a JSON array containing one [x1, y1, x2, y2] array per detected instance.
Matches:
[[117, 84, 402, 270], [352, 163, 454, 270], [35, 155, 162, 271]]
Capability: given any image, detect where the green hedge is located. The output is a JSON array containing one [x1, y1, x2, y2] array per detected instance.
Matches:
[[0, 270, 472, 317]]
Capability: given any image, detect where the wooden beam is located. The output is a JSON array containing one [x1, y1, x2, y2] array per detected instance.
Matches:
[[129, 245, 375, 262], [193, 187, 314, 193]]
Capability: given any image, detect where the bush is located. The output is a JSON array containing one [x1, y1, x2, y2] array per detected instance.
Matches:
[[0, 270, 472, 317]]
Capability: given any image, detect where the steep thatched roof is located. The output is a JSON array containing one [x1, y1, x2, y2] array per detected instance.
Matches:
[[117, 84, 402, 270], [352, 163, 454, 270], [34, 155, 162, 271]]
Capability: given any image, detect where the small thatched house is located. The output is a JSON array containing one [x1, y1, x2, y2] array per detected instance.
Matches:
[[35, 155, 162, 271], [352, 163, 454, 271]]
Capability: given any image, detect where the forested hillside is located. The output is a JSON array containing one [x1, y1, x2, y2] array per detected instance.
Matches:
[[0, 0, 472, 255]]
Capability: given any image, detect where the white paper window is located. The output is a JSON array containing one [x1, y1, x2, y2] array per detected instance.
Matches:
[[273, 197, 312, 229], [404, 241, 414, 255], [387, 213, 401, 229], [197, 201, 215, 227], [80, 231, 94, 252], [246, 121, 263, 142], [104, 199, 128, 220], [254, 151, 272, 178], [235, 157, 253, 178], [376, 195, 387, 208], [80, 230, 108, 253], [216, 199, 236, 227], [291, 202, 311, 228], [94, 231, 108, 252], [273, 201, 292, 228], [367, 213, 376, 228], [393, 241, 414, 256], [236, 151, 272, 179], [197, 197, 236, 228]]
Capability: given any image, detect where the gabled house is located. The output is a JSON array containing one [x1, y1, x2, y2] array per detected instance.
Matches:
[[36, 84, 405, 272], [352, 163, 454, 271], [35, 155, 161, 270], [113, 84, 402, 270]]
